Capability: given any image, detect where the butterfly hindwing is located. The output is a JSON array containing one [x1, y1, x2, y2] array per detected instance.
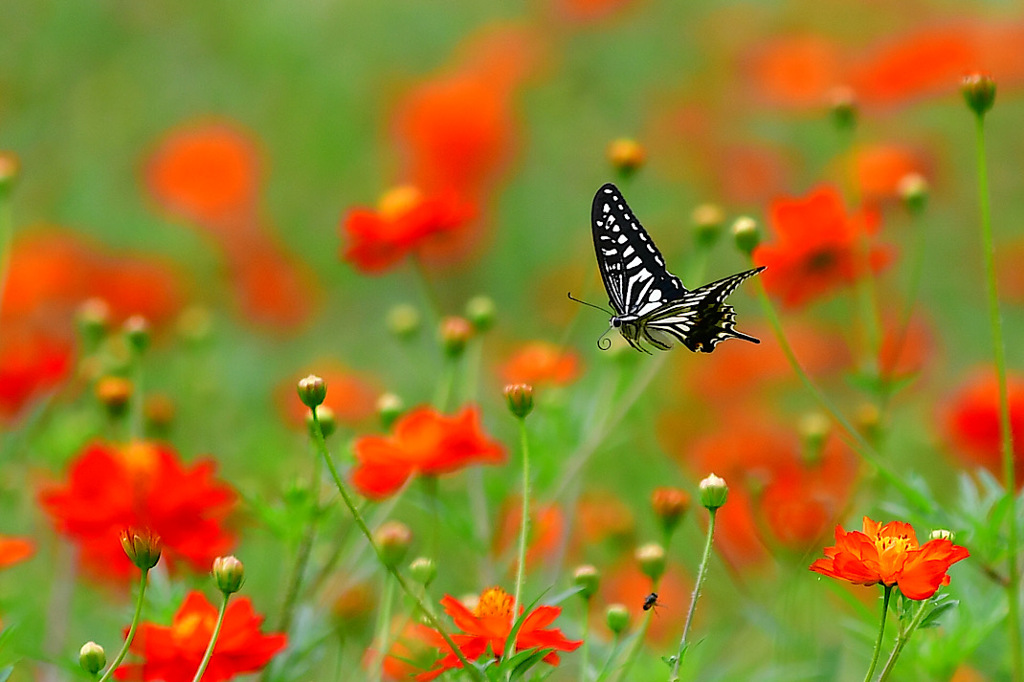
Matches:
[[590, 183, 686, 316]]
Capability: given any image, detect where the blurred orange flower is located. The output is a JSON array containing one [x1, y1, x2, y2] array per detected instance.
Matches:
[[810, 517, 969, 599], [754, 185, 891, 308], [39, 441, 237, 580], [277, 361, 379, 428], [340, 186, 474, 274], [0, 536, 34, 569], [0, 328, 72, 422], [599, 562, 691, 643], [943, 371, 1024, 485], [744, 35, 843, 108], [351, 406, 505, 499], [851, 145, 928, 205], [113, 591, 286, 682], [413, 587, 581, 681], [493, 497, 564, 569], [500, 341, 581, 387]]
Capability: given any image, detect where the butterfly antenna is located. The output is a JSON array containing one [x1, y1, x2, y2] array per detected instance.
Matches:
[[596, 325, 614, 350], [567, 292, 612, 315]]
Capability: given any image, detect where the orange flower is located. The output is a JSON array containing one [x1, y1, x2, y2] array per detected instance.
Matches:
[[754, 185, 891, 308], [810, 517, 969, 599], [744, 35, 844, 108], [39, 441, 237, 580], [341, 186, 474, 274], [943, 371, 1024, 485], [499, 342, 581, 387], [113, 591, 286, 682], [413, 587, 581, 681], [851, 145, 928, 205], [492, 497, 564, 569], [0, 327, 72, 422], [599, 562, 691, 643], [0, 536, 34, 569], [351, 406, 505, 499]]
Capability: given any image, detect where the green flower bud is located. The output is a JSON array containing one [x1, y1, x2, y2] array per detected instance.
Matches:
[[213, 555, 245, 594], [374, 521, 412, 569], [409, 557, 437, 586], [120, 527, 162, 571], [465, 295, 496, 332], [635, 542, 666, 583], [297, 374, 327, 409], [573, 564, 600, 601], [504, 383, 534, 420], [731, 216, 760, 256], [962, 73, 996, 117], [79, 641, 106, 676], [699, 473, 729, 511], [606, 603, 631, 634]]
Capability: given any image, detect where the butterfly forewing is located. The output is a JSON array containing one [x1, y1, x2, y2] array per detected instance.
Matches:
[[590, 183, 686, 316]]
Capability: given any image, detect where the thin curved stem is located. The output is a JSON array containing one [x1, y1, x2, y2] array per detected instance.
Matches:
[[876, 597, 928, 682], [506, 417, 532, 671], [191, 591, 230, 682], [97, 571, 149, 682], [862, 585, 892, 682], [670, 508, 718, 681]]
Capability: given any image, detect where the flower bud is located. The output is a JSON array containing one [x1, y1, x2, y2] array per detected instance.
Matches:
[[856, 402, 882, 445], [731, 216, 760, 256], [635, 542, 666, 582], [929, 529, 954, 542], [0, 151, 20, 198], [691, 203, 724, 250], [76, 298, 111, 350], [386, 303, 421, 340], [96, 376, 133, 418], [439, 316, 473, 358], [374, 521, 412, 569], [798, 412, 830, 464], [651, 487, 690, 535], [144, 393, 176, 436], [307, 405, 336, 439], [962, 73, 996, 117], [123, 315, 151, 354], [699, 473, 729, 510], [213, 555, 245, 594], [409, 557, 437, 586], [79, 641, 106, 676], [827, 85, 857, 130], [897, 172, 928, 215], [297, 374, 327, 409], [376, 392, 404, 430], [605, 603, 631, 634], [177, 305, 214, 345], [573, 564, 600, 600], [465, 295, 497, 332], [120, 527, 162, 571], [504, 383, 534, 419], [607, 138, 646, 177]]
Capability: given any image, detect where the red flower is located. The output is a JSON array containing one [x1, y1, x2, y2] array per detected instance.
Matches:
[[0, 536, 34, 569], [0, 327, 72, 422], [351, 406, 505, 499], [754, 185, 891, 308], [39, 441, 237, 580], [341, 186, 474, 274], [114, 591, 286, 682], [810, 517, 969, 600], [413, 587, 581, 681], [499, 342, 581, 387], [744, 35, 844, 108], [943, 371, 1024, 486]]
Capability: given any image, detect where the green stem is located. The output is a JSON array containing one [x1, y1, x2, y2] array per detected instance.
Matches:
[[309, 408, 485, 682], [973, 111, 1022, 681], [862, 585, 892, 682], [875, 596, 928, 682], [578, 602, 591, 682], [97, 571, 149, 682], [593, 633, 623, 682], [506, 417, 532, 667], [276, 449, 324, 634], [369, 575, 396, 681], [752, 277, 931, 511], [670, 509, 718, 681], [613, 607, 654, 682], [191, 591, 230, 682]]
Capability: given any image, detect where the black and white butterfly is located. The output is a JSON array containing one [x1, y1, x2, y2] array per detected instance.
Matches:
[[588, 183, 764, 354]]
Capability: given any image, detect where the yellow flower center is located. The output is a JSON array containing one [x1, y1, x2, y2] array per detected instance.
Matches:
[[171, 611, 212, 644], [117, 441, 160, 481], [875, 531, 916, 555], [474, 587, 514, 618], [378, 185, 423, 220]]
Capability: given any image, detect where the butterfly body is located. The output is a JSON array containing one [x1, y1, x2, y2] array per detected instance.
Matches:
[[591, 183, 764, 353]]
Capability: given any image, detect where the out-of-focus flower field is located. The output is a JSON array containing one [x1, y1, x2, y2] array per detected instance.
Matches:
[[2, 1, 1024, 680]]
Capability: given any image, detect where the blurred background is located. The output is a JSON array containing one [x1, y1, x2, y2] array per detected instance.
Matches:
[[3, 1, 1024, 680]]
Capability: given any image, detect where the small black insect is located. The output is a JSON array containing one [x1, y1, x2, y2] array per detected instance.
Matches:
[[587, 183, 764, 354], [642, 592, 662, 612]]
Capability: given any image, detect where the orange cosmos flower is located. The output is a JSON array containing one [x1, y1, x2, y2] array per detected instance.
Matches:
[[943, 371, 1024, 486], [340, 186, 475, 274], [743, 35, 844, 108], [499, 341, 581, 387], [754, 185, 891, 308], [39, 441, 237, 580], [810, 517, 969, 600], [492, 497, 564, 569], [351, 406, 505, 499], [851, 145, 928, 206], [0, 327, 72, 422], [0, 536, 34, 569], [113, 591, 286, 682], [413, 587, 581, 681]]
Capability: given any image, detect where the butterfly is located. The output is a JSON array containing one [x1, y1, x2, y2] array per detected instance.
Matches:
[[588, 183, 764, 354]]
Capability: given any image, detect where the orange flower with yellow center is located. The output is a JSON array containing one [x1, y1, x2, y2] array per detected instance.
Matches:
[[810, 517, 969, 600], [413, 586, 581, 681]]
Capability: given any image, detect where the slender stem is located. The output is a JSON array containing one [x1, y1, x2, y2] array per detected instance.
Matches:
[[612, 607, 654, 682], [875, 597, 928, 682], [369, 575, 396, 681], [309, 408, 485, 682], [752, 277, 931, 511], [594, 633, 623, 682], [506, 417, 532, 666], [862, 585, 892, 682], [191, 591, 230, 682], [97, 571, 150, 682], [973, 112, 1022, 681], [129, 350, 144, 441], [276, 450, 323, 634], [578, 601, 591, 682], [433, 358, 457, 413], [671, 509, 718, 681], [411, 255, 444, 324]]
